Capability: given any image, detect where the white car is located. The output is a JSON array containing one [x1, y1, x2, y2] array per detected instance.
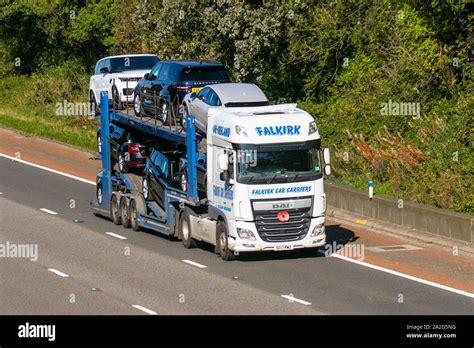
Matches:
[[89, 54, 159, 112], [182, 83, 269, 132]]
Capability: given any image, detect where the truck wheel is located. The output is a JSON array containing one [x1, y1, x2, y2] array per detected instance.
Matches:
[[130, 199, 140, 232], [142, 176, 151, 201], [179, 211, 196, 248], [118, 153, 128, 173], [111, 194, 122, 225], [120, 197, 131, 228], [96, 182, 103, 205], [217, 221, 235, 261]]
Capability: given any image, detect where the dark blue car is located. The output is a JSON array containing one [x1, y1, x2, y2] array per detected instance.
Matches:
[[133, 60, 230, 125]]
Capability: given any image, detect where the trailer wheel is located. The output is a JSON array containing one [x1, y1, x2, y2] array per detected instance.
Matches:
[[217, 221, 235, 261], [130, 199, 140, 232], [120, 197, 131, 228], [179, 211, 196, 249], [111, 194, 122, 225]]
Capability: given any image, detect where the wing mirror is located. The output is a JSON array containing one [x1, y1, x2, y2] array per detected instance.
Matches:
[[323, 148, 330, 164], [144, 73, 151, 80], [218, 153, 229, 171], [190, 92, 197, 100]]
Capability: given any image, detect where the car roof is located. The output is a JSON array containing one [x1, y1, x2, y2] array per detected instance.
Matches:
[[161, 60, 224, 68], [98, 54, 158, 62], [209, 83, 268, 104]]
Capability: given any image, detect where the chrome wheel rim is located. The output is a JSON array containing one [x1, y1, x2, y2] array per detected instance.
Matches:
[[182, 218, 190, 240], [142, 178, 149, 199], [134, 94, 140, 114]]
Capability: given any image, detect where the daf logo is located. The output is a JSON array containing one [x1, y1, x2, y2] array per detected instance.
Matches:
[[272, 202, 294, 209]]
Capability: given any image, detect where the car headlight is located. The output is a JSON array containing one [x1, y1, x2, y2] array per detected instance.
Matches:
[[237, 228, 256, 241], [310, 223, 325, 237], [308, 121, 317, 135]]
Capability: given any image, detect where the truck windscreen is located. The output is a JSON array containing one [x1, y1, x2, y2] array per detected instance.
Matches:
[[236, 142, 322, 184]]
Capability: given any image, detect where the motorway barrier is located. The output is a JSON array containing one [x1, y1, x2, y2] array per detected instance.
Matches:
[[325, 180, 473, 243]]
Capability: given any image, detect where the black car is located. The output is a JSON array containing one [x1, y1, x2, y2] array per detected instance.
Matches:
[[133, 60, 230, 125], [97, 124, 150, 173]]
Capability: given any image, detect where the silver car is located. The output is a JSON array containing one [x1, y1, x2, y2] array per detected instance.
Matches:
[[182, 83, 269, 132]]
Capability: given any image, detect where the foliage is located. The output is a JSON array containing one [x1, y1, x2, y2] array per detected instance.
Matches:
[[0, 0, 472, 213]]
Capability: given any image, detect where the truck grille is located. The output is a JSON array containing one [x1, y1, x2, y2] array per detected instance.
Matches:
[[253, 206, 311, 243]]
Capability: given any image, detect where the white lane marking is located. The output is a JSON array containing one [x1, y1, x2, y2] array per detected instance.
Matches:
[[182, 260, 207, 269], [281, 295, 312, 306], [4, 152, 472, 300], [40, 208, 58, 215], [106, 232, 127, 240], [0, 153, 95, 185], [48, 268, 69, 278], [132, 305, 157, 315], [331, 254, 474, 299]]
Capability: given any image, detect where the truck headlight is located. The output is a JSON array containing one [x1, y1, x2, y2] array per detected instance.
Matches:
[[310, 223, 325, 237], [308, 121, 317, 135], [237, 228, 256, 241]]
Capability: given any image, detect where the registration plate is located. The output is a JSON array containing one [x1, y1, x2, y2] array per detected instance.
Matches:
[[191, 87, 202, 93], [274, 245, 294, 251]]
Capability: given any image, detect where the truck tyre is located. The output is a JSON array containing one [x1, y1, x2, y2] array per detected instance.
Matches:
[[217, 221, 235, 261], [96, 182, 103, 206], [111, 194, 122, 225], [129, 199, 140, 232], [179, 211, 196, 249], [120, 196, 131, 228]]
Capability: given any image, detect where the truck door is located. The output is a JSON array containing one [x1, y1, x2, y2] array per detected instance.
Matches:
[[212, 146, 234, 214]]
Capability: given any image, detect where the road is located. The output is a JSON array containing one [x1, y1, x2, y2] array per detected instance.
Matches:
[[1, 155, 473, 315]]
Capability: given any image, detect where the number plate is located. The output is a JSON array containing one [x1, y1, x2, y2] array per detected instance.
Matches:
[[191, 87, 202, 93], [273, 244, 294, 251]]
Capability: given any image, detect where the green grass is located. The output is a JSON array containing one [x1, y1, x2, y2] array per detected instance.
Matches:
[[0, 111, 97, 153]]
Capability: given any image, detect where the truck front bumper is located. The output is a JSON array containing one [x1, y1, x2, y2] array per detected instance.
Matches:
[[228, 217, 326, 253]]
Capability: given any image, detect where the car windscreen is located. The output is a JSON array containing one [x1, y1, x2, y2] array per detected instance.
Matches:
[[180, 67, 229, 82], [110, 56, 159, 73]]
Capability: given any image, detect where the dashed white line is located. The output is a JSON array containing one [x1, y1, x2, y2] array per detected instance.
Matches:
[[281, 295, 312, 306], [132, 305, 157, 315], [182, 260, 207, 269], [106, 232, 127, 240], [331, 253, 474, 299], [48, 268, 69, 278], [40, 208, 58, 215], [0, 153, 95, 185]]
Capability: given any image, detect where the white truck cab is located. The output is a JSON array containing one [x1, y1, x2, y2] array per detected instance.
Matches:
[[205, 104, 330, 254]]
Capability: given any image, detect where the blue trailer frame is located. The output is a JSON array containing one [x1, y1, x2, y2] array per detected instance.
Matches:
[[91, 91, 200, 235]]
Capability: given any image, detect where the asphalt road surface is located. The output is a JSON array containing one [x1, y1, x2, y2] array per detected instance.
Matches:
[[1, 156, 473, 314]]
